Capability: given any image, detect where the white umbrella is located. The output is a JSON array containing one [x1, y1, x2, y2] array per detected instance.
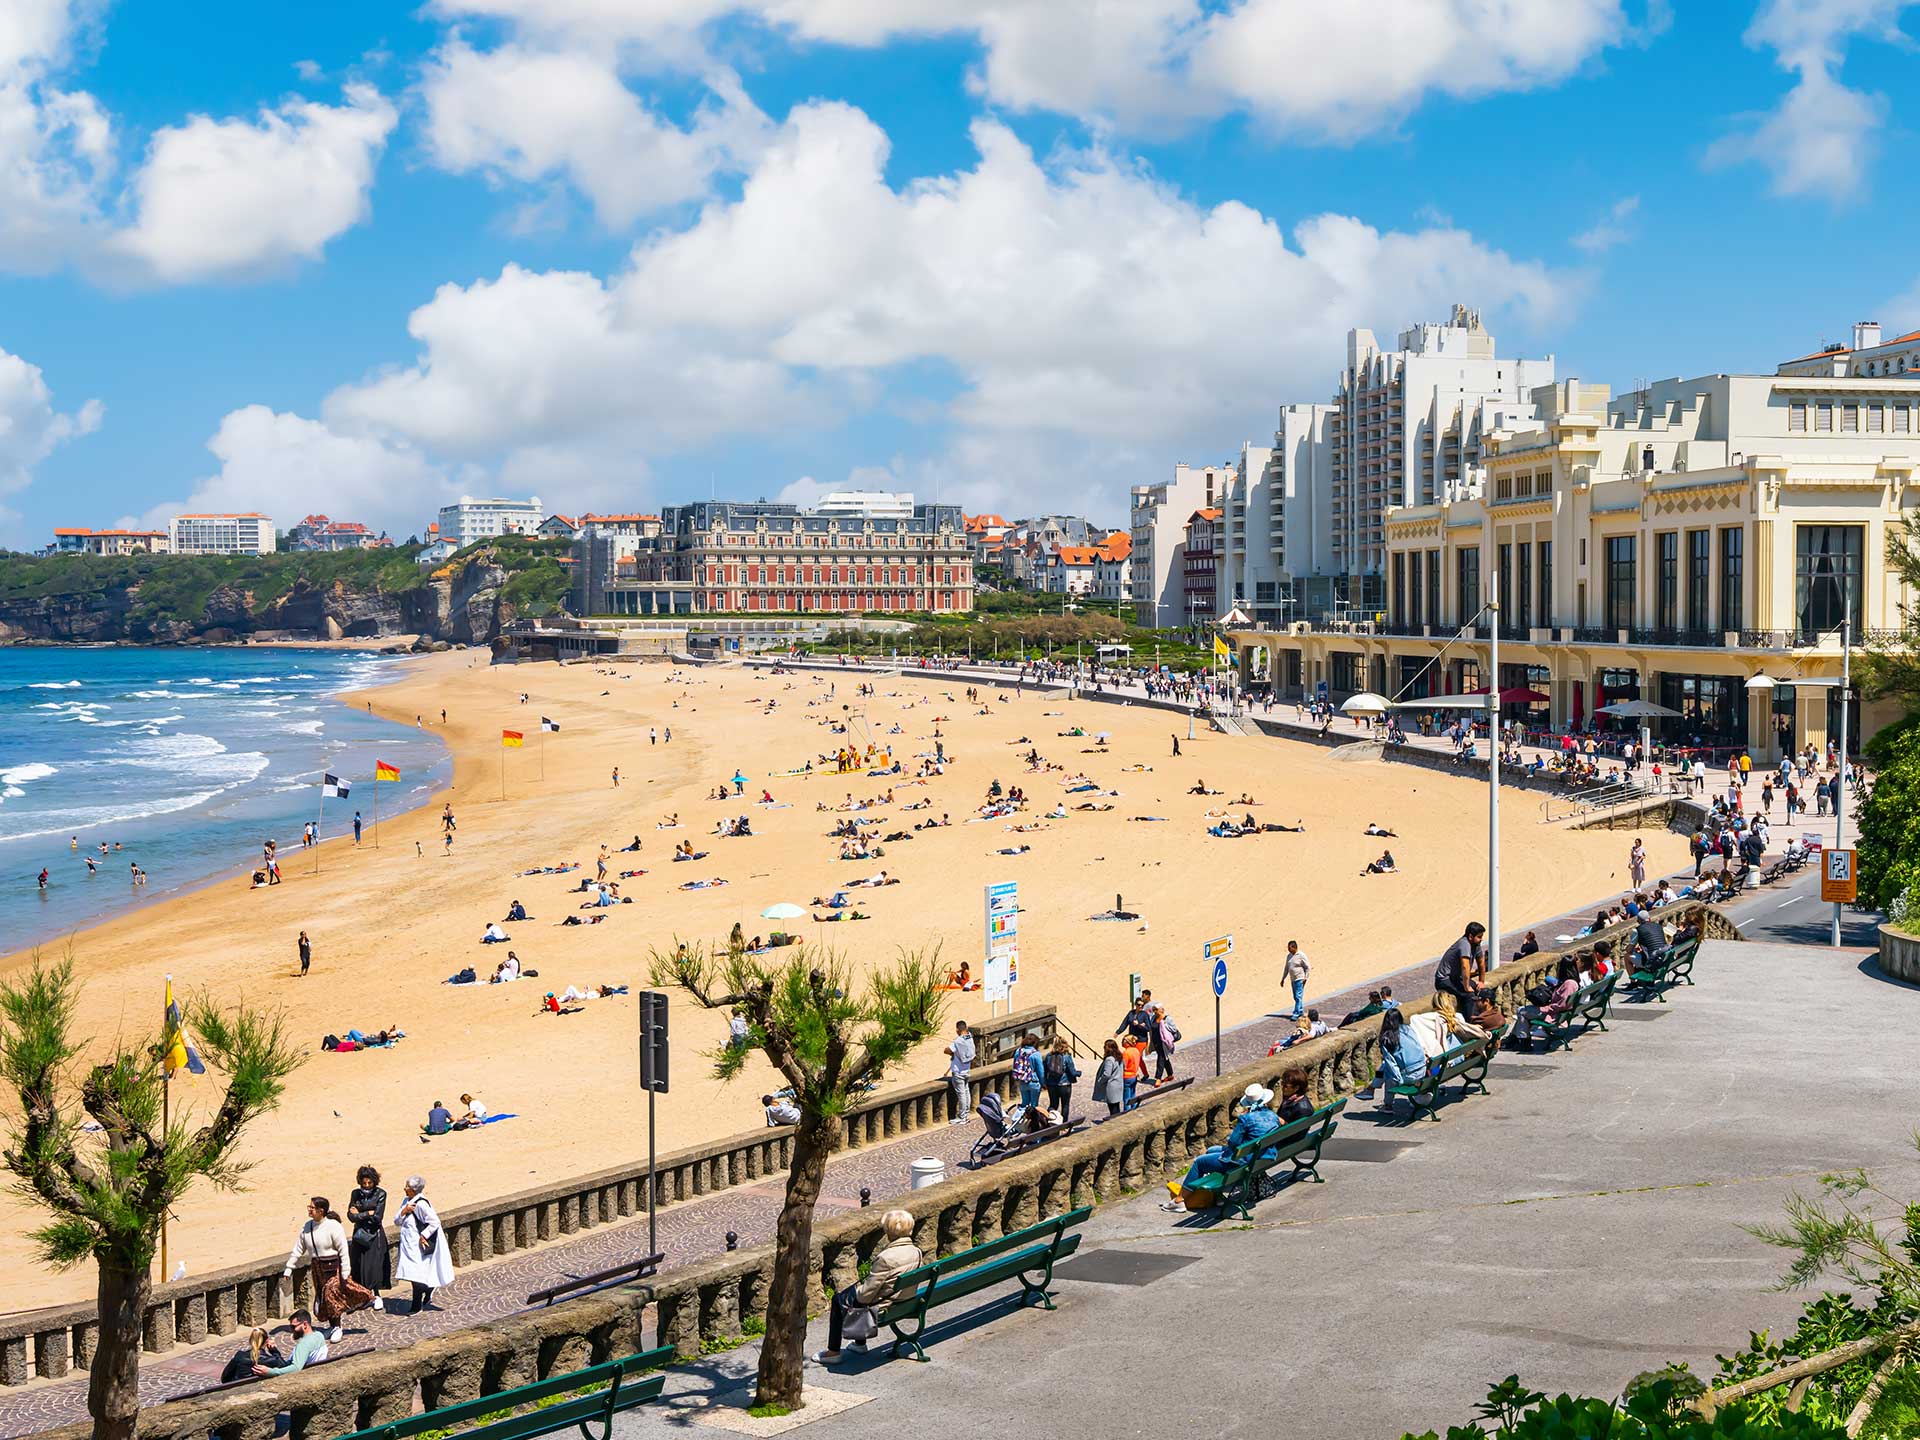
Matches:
[[1340, 691, 1391, 714], [761, 902, 805, 920]]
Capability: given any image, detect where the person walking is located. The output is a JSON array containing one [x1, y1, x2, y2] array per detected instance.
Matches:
[[283, 1196, 370, 1342], [612, 766, 621, 787], [297, 930, 312, 978], [1628, 837, 1646, 889], [944, 1020, 975, 1124], [353, 811, 363, 845], [650, 727, 657, 746], [1094, 1038, 1125, 1117], [1171, 734, 1181, 757], [1284, 940, 1310, 1021], [1149, 1004, 1178, 1082], [395, 1176, 452, 1314], [346, 1165, 391, 1311], [1011, 1032, 1044, 1111], [1042, 1036, 1081, 1122]]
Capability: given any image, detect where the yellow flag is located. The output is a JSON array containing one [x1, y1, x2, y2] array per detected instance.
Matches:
[[1213, 634, 1231, 661], [163, 978, 203, 1076]]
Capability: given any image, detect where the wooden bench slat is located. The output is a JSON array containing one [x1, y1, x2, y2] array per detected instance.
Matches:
[[875, 1208, 1090, 1361], [342, 1347, 672, 1440]]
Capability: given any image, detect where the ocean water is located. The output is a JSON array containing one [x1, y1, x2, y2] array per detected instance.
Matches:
[[0, 647, 450, 955]]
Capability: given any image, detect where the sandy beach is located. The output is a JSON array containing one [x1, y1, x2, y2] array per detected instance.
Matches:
[[0, 652, 1688, 1304]]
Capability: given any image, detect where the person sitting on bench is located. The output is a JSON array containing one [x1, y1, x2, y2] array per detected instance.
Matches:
[[816, 1209, 922, 1364], [1513, 957, 1580, 1049], [1633, 913, 1668, 967], [1163, 1084, 1277, 1207], [1274, 1072, 1313, 1124], [1357, 1009, 1431, 1102]]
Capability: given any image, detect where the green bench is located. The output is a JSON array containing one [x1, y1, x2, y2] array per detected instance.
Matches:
[[1628, 935, 1699, 1001], [876, 1206, 1090, 1361], [1183, 1099, 1346, 1219], [341, 1345, 672, 1440], [1386, 1029, 1502, 1122], [1531, 974, 1617, 1051]]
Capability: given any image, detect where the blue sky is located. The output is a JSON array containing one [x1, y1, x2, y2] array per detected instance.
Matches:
[[0, 0, 1916, 548]]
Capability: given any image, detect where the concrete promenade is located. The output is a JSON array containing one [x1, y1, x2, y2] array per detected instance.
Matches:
[[616, 933, 1918, 1438]]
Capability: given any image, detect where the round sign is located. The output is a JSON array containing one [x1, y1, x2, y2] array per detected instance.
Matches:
[[1211, 957, 1228, 997]]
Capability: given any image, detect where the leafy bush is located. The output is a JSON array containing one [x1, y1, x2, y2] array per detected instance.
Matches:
[[1889, 885, 1918, 932], [1854, 726, 1920, 910], [1400, 1376, 1846, 1439], [1859, 1362, 1920, 1439]]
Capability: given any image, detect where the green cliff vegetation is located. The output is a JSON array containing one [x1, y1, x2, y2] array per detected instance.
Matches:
[[0, 546, 430, 612]]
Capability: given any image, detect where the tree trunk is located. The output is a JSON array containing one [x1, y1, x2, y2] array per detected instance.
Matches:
[[755, 1119, 832, 1411], [90, 1261, 148, 1440]]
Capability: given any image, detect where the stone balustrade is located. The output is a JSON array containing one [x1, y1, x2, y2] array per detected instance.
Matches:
[[0, 1006, 1056, 1389], [25, 909, 1737, 1437]]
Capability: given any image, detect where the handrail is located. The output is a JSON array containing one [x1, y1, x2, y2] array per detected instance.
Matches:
[[526, 1252, 664, 1308], [1054, 1016, 1101, 1061]]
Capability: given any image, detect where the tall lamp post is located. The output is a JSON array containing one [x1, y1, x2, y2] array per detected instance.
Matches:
[[1487, 572, 1501, 970]]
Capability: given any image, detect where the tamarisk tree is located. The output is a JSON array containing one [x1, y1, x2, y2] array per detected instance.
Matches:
[[0, 957, 304, 1440], [649, 940, 944, 1413]]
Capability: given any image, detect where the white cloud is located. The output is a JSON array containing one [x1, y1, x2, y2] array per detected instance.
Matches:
[[0, 342, 102, 542], [0, 0, 112, 273], [138, 406, 453, 540], [1573, 194, 1640, 253], [425, 0, 1635, 139], [106, 84, 397, 284], [419, 39, 767, 227], [1705, 0, 1916, 202], [322, 101, 1573, 517]]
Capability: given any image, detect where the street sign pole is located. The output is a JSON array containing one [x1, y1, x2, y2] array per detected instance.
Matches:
[[638, 991, 669, 1257], [1205, 936, 1232, 1077]]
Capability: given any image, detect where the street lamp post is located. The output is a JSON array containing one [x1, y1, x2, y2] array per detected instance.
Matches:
[[1488, 572, 1501, 970], [1833, 616, 1851, 948]]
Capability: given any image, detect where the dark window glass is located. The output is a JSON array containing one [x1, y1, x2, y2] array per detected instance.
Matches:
[[1656, 531, 1678, 633], [1456, 546, 1480, 630], [1719, 528, 1743, 633], [1687, 530, 1711, 635], [1605, 536, 1636, 631], [1795, 526, 1863, 638], [1538, 541, 1552, 628], [1391, 552, 1406, 627], [1426, 550, 1441, 628], [1497, 543, 1511, 624], [1516, 542, 1532, 630]]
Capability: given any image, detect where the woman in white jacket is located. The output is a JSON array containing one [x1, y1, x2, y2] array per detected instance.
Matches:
[[285, 1196, 371, 1342], [395, 1175, 453, 1314]]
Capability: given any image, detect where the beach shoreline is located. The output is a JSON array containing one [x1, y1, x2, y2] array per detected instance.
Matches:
[[0, 653, 1688, 1305], [0, 648, 449, 957]]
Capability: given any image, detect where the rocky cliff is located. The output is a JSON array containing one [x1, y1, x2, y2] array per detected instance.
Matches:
[[0, 556, 522, 647]]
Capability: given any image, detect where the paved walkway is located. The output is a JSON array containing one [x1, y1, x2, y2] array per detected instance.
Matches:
[[617, 932, 1918, 1438], [0, 687, 1860, 1434]]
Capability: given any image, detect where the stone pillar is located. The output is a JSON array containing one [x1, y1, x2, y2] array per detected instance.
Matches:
[[176, 1294, 209, 1345], [1141, 1128, 1164, 1185], [291, 1269, 314, 1310], [1093, 1148, 1118, 1202], [739, 1264, 769, 1327], [970, 1195, 1003, 1248], [541, 1331, 593, 1377], [73, 1321, 98, 1369], [702, 1278, 742, 1341], [1007, 1181, 1039, 1232], [292, 1394, 362, 1440], [0, 1338, 28, 1387], [558, 1198, 579, 1235], [654, 1289, 700, 1359], [211, 1285, 239, 1336], [538, 1201, 559, 1242], [34, 1328, 70, 1380], [472, 1221, 494, 1262], [937, 1203, 968, 1258], [142, 1302, 174, 1353], [1118, 1139, 1144, 1192], [363, 1383, 417, 1429]]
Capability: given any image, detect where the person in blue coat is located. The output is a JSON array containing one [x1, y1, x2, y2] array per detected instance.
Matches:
[[1165, 1085, 1279, 1205]]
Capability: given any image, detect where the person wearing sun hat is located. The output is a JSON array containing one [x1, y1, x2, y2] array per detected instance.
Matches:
[[1163, 1083, 1280, 1208]]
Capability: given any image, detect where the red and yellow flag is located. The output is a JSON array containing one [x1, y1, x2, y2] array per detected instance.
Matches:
[[374, 759, 401, 782], [501, 730, 524, 748]]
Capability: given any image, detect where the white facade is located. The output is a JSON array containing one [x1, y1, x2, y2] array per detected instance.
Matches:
[[1777, 320, 1920, 379], [813, 490, 915, 519], [167, 513, 275, 555], [436, 496, 544, 547], [1331, 304, 1554, 606], [1216, 402, 1345, 627], [1130, 463, 1227, 627]]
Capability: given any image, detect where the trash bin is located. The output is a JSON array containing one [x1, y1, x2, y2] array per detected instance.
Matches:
[[909, 1156, 946, 1190]]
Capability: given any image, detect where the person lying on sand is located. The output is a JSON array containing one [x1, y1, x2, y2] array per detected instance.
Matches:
[[517, 863, 579, 877], [656, 816, 680, 829], [995, 844, 1032, 856], [1364, 822, 1397, 836], [1187, 781, 1223, 795], [1120, 764, 1154, 773], [678, 877, 728, 890], [813, 910, 871, 922], [1075, 802, 1115, 812], [848, 871, 897, 888], [620, 836, 643, 852], [1233, 794, 1257, 806], [618, 868, 646, 879], [1128, 815, 1169, 822], [561, 914, 607, 926]]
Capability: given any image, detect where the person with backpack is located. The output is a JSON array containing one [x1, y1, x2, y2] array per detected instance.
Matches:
[[1150, 1005, 1179, 1081], [1011, 1032, 1045, 1111], [1042, 1037, 1081, 1122]]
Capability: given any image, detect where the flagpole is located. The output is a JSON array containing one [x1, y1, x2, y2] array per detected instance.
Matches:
[[540, 723, 546, 783], [160, 977, 171, 1283], [314, 784, 325, 876], [500, 739, 506, 802], [373, 772, 380, 849]]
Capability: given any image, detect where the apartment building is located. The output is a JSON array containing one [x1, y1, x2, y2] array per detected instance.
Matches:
[[1043, 532, 1130, 598], [286, 515, 391, 551], [1329, 305, 1554, 612], [574, 500, 972, 616], [1131, 462, 1230, 627], [168, 513, 275, 555], [436, 496, 543, 547], [1777, 320, 1920, 379], [1227, 371, 1920, 759], [49, 528, 171, 556]]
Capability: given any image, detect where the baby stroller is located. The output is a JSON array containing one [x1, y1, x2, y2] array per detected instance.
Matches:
[[969, 1091, 1028, 1166]]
